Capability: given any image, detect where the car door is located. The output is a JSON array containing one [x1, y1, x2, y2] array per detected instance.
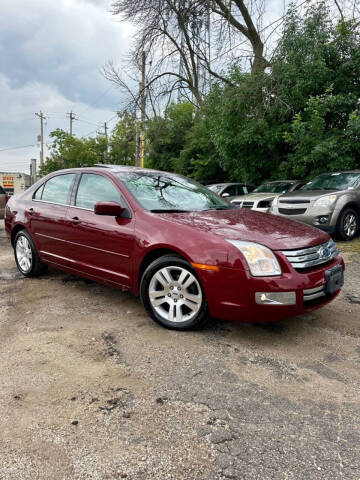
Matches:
[[64, 173, 135, 288], [29, 173, 77, 263]]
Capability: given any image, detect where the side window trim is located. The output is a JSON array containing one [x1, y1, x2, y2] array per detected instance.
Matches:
[[71, 173, 130, 212], [33, 173, 77, 206]]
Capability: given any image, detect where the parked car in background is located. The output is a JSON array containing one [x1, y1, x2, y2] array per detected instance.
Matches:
[[271, 171, 360, 241], [231, 180, 305, 213], [5, 166, 344, 330], [0, 185, 8, 219], [207, 182, 255, 200]]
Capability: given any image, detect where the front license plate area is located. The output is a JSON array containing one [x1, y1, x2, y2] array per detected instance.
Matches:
[[325, 265, 344, 295]]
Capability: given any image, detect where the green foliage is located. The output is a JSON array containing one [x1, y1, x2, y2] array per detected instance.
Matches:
[[109, 112, 137, 165], [41, 4, 360, 184], [40, 112, 137, 177], [40, 128, 108, 176], [146, 102, 196, 172]]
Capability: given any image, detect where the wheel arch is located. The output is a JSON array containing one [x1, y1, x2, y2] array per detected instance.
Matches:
[[137, 246, 191, 291], [11, 223, 27, 246]]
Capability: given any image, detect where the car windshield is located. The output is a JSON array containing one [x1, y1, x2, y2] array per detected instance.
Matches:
[[301, 173, 360, 191], [254, 182, 294, 194], [118, 172, 234, 212], [208, 184, 222, 194]]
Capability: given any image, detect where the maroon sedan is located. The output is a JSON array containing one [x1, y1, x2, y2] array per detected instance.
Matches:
[[5, 166, 344, 330]]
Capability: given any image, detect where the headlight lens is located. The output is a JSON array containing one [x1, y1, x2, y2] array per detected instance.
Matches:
[[227, 240, 282, 276], [313, 194, 337, 207]]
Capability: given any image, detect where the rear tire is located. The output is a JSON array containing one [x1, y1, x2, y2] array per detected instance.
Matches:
[[336, 208, 359, 241], [14, 230, 47, 277], [140, 255, 209, 330]]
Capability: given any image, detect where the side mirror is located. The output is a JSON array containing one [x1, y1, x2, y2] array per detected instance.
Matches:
[[94, 201, 129, 217], [222, 192, 230, 198]]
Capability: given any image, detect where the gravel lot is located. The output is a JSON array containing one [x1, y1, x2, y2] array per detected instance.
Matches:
[[0, 221, 360, 480]]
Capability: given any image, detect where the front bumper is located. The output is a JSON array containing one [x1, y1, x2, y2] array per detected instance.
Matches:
[[271, 206, 337, 232], [195, 254, 344, 323]]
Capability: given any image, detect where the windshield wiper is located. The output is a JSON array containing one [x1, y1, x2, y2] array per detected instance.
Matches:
[[205, 205, 237, 210], [150, 209, 190, 213]]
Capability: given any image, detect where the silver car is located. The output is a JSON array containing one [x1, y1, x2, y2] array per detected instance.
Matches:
[[208, 182, 255, 201], [271, 171, 360, 241], [231, 180, 305, 213]]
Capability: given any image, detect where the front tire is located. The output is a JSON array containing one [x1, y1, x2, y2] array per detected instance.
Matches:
[[14, 230, 47, 277], [336, 208, 359, 241], [140, 255, 209, 330]]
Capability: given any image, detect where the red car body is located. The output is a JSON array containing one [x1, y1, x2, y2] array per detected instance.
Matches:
[[5, 166, 344, 323]]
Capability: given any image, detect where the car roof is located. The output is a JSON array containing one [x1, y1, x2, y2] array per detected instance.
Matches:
[[47, 165, 175, 177], [262, 180, 300, 184], [208, 182, 249, 187]]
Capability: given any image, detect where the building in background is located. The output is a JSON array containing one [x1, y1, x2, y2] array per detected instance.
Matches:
[[0, 172, 31, 196]]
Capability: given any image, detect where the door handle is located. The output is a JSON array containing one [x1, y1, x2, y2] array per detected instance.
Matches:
[[71, 216, 81, 225]]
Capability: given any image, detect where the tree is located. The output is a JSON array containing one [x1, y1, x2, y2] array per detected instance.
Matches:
[[109, 112, 137, 165], [201, 3, 360, 183], [146, 101, 196, 171], [40, 129, 108, 176]]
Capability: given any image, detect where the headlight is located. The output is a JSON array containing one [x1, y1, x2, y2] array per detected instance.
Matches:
[[313, 195, 337, 207], [227, 240, 282, 276]]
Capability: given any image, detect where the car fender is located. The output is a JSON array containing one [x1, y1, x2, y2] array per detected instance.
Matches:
[[331, 191, 360, 224]]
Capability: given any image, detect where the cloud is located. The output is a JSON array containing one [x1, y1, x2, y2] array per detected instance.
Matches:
[[0, 0, 133, 173]]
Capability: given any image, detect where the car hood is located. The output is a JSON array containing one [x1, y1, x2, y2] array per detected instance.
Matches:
[[231, 192, 279, 203], [156, 209, 329, 250], [279, 189, 340, 201]]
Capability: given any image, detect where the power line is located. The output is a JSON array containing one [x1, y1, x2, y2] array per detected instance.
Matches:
[[0, 144, 35, 152]]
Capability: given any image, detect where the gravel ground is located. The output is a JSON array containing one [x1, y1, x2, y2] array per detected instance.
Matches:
[[0, 222, 359, 480]]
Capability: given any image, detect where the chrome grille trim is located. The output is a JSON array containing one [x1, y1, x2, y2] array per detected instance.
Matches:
[[303, 285, 326, 301], [281, 239, 338, 270]]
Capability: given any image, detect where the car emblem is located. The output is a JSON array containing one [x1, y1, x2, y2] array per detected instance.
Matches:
[[319, 247, 331, 259]]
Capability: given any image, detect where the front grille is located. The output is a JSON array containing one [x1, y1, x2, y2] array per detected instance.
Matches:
[[279, 208, 307, 215], [281, 239, 338, 270], [279, 199, 310, 204], [242, 202, 254, 208]]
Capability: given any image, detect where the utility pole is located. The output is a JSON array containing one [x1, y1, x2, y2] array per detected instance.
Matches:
[[67, 111, 76, 136], [139, 50, 146, 168], [30, 158, 37, 185], [35, 111, 45, 167]]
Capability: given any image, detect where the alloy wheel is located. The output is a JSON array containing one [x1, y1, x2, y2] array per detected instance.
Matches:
[[344, 213, 357, 238], [16, 235, 33, 273], [148, 266, 202, 323]]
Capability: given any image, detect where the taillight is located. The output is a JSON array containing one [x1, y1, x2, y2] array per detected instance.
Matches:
[[5, 195, 9, 204]]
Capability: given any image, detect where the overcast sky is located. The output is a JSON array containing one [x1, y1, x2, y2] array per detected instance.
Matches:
[[0, 0, 134, 174], [0, 0, 292, 175]]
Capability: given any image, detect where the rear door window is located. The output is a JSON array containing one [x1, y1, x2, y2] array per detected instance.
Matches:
[[41, 174, 76, 205], [75, 174, 122, 210]]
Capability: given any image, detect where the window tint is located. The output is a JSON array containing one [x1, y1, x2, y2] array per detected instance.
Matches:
[[223, 185, 237, 196], [76, 174, 122, 210], [34, 184, 44, 200], [41, 174, 76, 205]]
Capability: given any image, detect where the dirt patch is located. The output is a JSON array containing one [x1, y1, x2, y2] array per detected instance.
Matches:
[[0, 223, 360, 479]]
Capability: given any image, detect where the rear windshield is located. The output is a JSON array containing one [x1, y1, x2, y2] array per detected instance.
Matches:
[[0, 186, 6, 195], [254, 182, 294, 194], [302, 173, 360, 191]]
